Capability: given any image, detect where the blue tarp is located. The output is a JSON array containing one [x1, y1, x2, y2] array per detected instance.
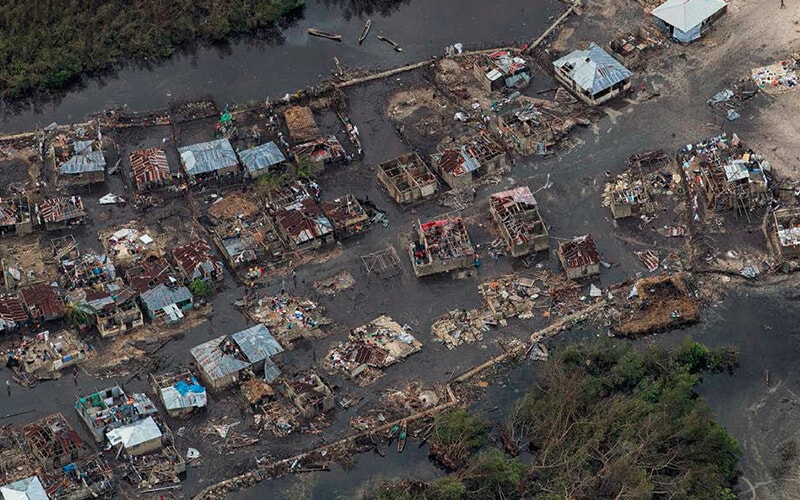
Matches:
[[174, 377, 205, 396]]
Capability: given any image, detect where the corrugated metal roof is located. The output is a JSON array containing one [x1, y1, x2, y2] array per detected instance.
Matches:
[[239, 142, 287, 173], [263, 358, 281, 383], [20, 283, 65, 320], [232, 324, 284, 360], [178, 139, 238, 176], [59, 143, 106, 174], [0, 476, 48, 500], [652, 0, 726, 32], [160, 376, 207, 411], [553, 43, 632, 95], [37, 196, 85, 223], [0, 294, 28, 324], [173, 240, 223, 280], [130, 148, 171, 189], [433, 147, 482, 176], [106, 416, 162, 449], [559, 234, 600, 268], [140, 284, 192, 312]]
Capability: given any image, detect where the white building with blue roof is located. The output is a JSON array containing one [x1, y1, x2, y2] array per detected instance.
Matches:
[[553, 43, 633, 106]]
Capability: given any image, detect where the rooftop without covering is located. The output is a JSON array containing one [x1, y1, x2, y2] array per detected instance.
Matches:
[[489, 186, 549, 257], [557, 234, 601, 279]]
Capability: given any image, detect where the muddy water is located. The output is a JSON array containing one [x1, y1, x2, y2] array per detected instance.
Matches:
[[0, 0, 562, 134]]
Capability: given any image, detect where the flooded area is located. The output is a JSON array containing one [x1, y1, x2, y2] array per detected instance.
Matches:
[[0, 0, 561, 134]]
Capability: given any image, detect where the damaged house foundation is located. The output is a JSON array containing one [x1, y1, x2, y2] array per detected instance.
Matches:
[[409, 212, 476, 277], [558, 234, 601, 279], [489, 186, 549, 257], [377, 152, 438, 205], [432, 133, 507, 190]]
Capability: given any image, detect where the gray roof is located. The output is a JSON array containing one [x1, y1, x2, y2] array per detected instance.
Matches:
[[178, 139, 239, 176], [140, 284, 192, 311], [263, 358, 281, 383], [190, 324, 283, 383], [239, 142, 287, 173], [232, 324, 284, 361], [0, 476, 48, 500], [652, 0, 726, 32], [553, 43, 632, 95], [59, 142, 106, 174]]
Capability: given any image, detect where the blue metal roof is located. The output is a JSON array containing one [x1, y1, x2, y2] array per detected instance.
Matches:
[[232, 324, 284, 361], [553, 43, 632, 95], [140, 284, 192, 311], [59, 145, 106, 174], [178, 139, 239, 176], [238, 142, 287, 173]]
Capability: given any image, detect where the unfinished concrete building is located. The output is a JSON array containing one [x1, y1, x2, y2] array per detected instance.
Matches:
[[773, 208, 800, 259], [377, 153, 437, 205], [489, 186, 549, 257], [321, 194, 370, 239], [409, 213, 476, 277], [284, 372, 335, 419], [685, 133, 770, 213], [22, 413, 90, 471], [35, 196, 87, 231], [558, 235, 601, 279], [66, 279, 143, 337], [432, 133, 507, 190], [497, 102, 556, 156], [0, 197, 33, 237]]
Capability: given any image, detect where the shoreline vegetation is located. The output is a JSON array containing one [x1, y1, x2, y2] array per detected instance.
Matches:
[[0, 0, 304, 98], [374, 340, 741, 500]]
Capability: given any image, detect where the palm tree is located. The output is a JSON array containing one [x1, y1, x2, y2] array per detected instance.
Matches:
[[254, 170, 287, 203], [295, 155, 320, 181], [65, 302, 96, 330]]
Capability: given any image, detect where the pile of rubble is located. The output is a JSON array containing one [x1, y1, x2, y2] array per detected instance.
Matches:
[[246, 292, 331, 346], [313, 270, 355, 295]]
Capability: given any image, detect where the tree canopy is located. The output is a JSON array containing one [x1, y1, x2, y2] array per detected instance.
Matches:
[[0, 0, 303, 97], [372, 339, 741, 500]]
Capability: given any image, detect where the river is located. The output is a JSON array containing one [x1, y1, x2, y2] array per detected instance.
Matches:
[[0, 0, 563, 135]]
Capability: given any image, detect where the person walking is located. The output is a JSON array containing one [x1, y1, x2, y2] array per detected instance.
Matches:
[[73, 368, 79, 386], [5, 379, 10, 397]]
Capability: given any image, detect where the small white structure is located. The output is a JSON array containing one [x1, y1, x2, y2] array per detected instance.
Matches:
[[553, 43, 632, 106], [106, 416, 163, 456], [0, 476, 48, 500], [652, 0, 727, 43]]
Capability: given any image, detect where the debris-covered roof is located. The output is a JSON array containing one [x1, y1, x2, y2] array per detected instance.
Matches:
[[173, 240, 223, 280], [130, 148, 171, 188], [19, 283, 65, 320], [0, 476, 48, 500], [0, 198, 30, 226], [553, 43, 632, 95], [125, 258, 176, 294], [68, 280, 137, 312], [491, 186, 537, 208], [59, 141, 106, 174], [207, 193, 259, 221], [276, 199, 333, 245], [487, 50, 529, 75], [293, 136, 346, 164], [433, 147, 481, 177], [559, 235, 600, 268], [36, 197, 86, 223], [284, 106, 319, 143], [238, 142, 287, 173], [652, 0, 726, 32], [178, 139, 238, 176]]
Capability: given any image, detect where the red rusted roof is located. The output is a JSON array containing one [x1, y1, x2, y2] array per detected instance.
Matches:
[[130, 148, 170, 190], [559, 235, 600, 269], [125, 257, 176, 294], [20, 283, 65, 320], [0, 294, 28, 323], [37, 197, 86, 223], [173, 240, 222, 278]]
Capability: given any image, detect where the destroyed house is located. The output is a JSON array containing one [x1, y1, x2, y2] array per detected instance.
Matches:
[[293, 136, 346, 167], [130, 148, 171, 191], [124, 257, 177, 294], [139, 284, 193, 325], [284, 372, 334, 419], [284, 106, 319, 143], [178, 139, 239, 179], [473, 50, 532, 92], [149, 371, 207, 418], [13, 330, 88, 375], [60, 253, 115, 290], [55, 140, 106, 186], [652, 0, 727, 43], [22, 413, 90, 471], [489, 186, 549, 257], [497, 102, 556, 155], [432, 134, 507, 190], [239, 142, 288, 178], [558, 235, 601, 279], [274, 199, 334, 249], [687, 134, 770, 212], [553, 43, 633, 106], [19, 283, 65, 322], [35, 197, 87, 231], [0, 197, 33, 236], [772, 208, 800, 259], [0, 427, 33, 486], [377, 153, 437, 205], [267, 180, 314, 211], [172, 240, 224, 282], [75, 386, 158, 442], [410, 214, 476, 277], [605, 173, 650, 219], [0, 294, 28, 332], [66, 280, 143, 337], [190, 324, 284, 390], [321, 195, 370, 239]]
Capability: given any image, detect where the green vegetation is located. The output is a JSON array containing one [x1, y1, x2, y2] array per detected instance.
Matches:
[[372, 339, 741, 499], [0, 0, 304, 97], [188, 278, 213, 298], [65, 301, 96, 329]]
